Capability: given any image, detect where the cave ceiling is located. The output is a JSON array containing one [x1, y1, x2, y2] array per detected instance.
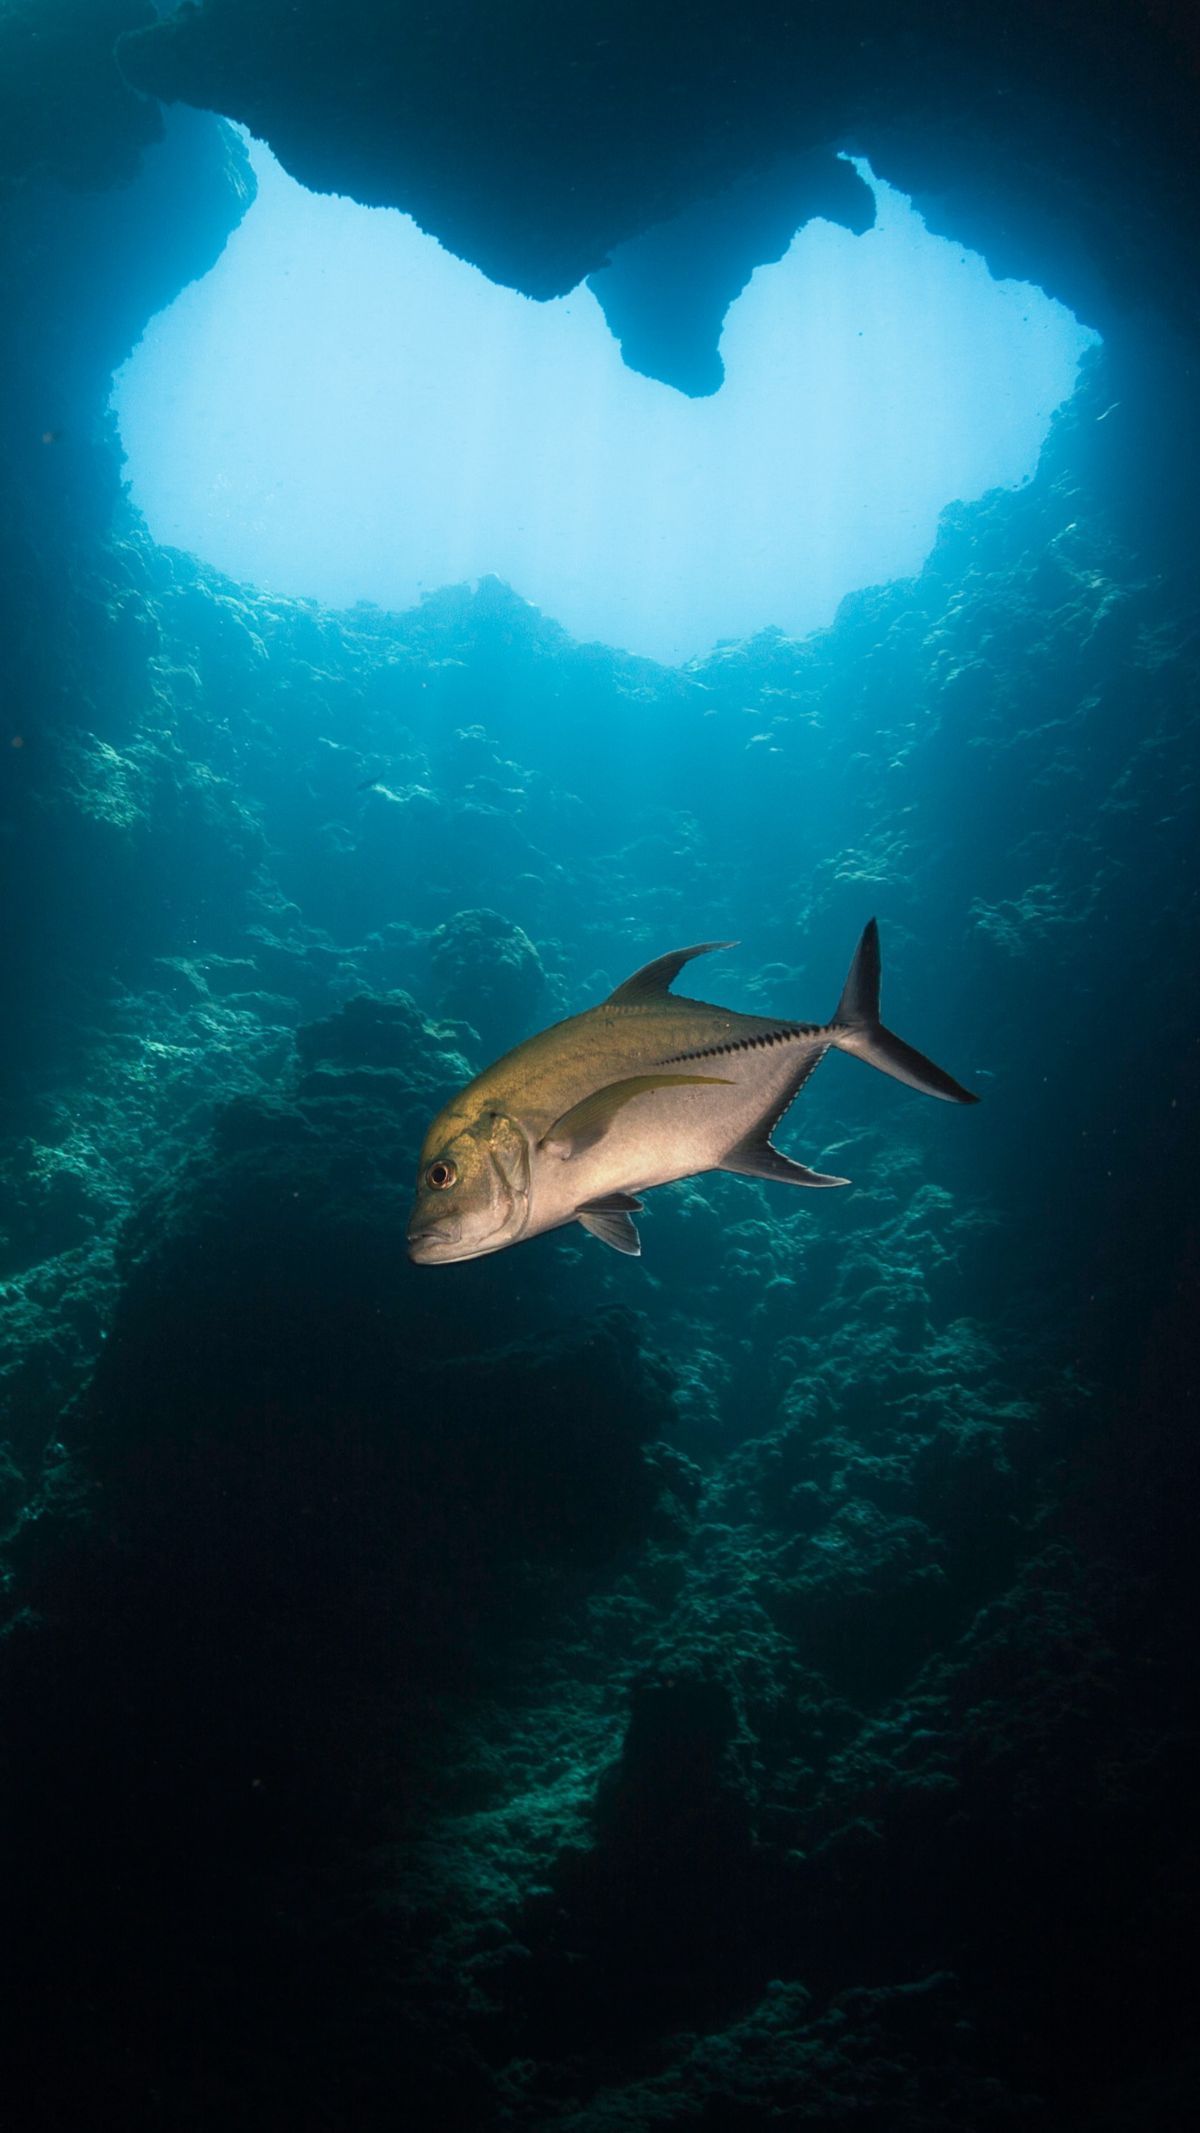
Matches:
[[111, 0, 1200, 395], [2, 0, 1197, 507]]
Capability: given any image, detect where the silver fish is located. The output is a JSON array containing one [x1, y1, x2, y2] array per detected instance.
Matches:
[[407, 919, 977, 1263]]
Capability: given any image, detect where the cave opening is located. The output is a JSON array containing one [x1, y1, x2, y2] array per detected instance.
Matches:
[[112, 134, 1097, 665]]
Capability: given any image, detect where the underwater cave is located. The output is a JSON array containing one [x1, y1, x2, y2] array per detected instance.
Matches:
[[112, 136, 1095, 662], [1, 4, 1198, 2131]]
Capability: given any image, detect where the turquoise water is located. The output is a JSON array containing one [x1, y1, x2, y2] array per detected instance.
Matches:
[[2, 20, 1196, 2132]]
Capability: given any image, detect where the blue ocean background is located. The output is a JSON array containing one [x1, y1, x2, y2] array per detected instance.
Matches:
[[1, 13, 1198, 2133]]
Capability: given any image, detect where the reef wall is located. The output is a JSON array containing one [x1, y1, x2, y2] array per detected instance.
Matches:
[[3, 354, 1197, 2126]]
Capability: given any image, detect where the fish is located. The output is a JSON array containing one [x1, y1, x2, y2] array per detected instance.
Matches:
[[406, 919, 977, 1264]]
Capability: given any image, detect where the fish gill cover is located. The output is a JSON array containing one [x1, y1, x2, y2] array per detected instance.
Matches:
[[0, 5, 1198, 2133]]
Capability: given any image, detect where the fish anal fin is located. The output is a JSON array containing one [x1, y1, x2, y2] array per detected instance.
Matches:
[[543, 1073, 733, 1158], [578, 1207, 641, 1255], [722, 1129, 849, 1189], [607, 941, 737, 1006]]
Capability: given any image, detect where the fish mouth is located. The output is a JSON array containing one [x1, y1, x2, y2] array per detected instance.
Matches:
[[407, 1223, 460, 1263], [407, 1215, 518, 1265]]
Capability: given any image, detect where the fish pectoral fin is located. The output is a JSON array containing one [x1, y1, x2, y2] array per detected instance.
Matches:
[[606, 941, 737, 1005], [542, 1074, 733, 1159], [577, 1206, 642, 1255], [578, 1192, 645, 1213], [722, 1128, 849, 1189]]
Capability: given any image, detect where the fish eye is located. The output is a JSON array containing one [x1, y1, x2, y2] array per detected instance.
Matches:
[[425, 1159, 457, 1190]]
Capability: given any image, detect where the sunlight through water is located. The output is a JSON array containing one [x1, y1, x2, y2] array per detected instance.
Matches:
[[113, 137, 1098, 664]]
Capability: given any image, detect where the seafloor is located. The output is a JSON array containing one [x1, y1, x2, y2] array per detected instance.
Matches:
[[2, 9, 1199, 2132]]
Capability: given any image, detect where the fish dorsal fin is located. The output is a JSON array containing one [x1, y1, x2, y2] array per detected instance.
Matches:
[[543, 1073, 733, 1159], [721, 1128, 849, 1190], [606, 941, 737, 1006], [578, 1206, 641, 1255]]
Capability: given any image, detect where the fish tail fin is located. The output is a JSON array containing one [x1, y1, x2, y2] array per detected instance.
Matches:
[[827, 919, 979, 1104]]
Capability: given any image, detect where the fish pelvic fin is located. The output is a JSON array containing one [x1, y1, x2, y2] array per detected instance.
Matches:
[[827, 919, 979, 1105], [606, 941, 737, 1006], [577, 1200, 642, 1254], [543, 1073, 733, 1158], [722, 1131, 849, 1189]]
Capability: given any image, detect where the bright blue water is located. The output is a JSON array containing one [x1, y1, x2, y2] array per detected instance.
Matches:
[[113, 139, 1096, 664]]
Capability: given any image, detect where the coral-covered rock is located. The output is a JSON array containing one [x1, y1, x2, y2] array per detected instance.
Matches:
[[428, 907, 546, 1054], [0, 1014, 679, 2123]]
